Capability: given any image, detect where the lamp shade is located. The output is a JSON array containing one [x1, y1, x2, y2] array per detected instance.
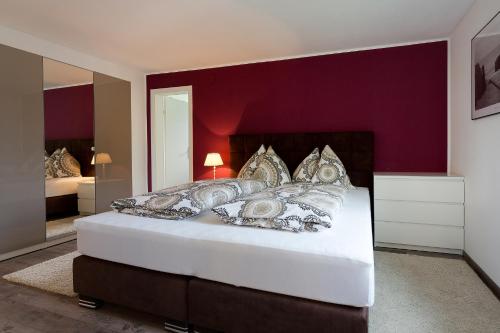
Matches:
[[204, 153, 223, 167], [92, 152, 112, 165]]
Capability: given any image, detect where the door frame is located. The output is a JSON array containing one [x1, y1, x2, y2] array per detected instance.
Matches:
[[150, 86, 193, 191]]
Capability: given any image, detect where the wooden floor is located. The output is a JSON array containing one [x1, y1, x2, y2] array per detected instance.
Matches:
[[0, 240, 165, 333]]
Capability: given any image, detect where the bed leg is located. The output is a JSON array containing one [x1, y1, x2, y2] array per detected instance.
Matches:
[[78, 295, 102, 309], [164, 319, 190, 333]]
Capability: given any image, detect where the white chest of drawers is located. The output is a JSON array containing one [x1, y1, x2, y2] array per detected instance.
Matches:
[[77, 180, 95, 215], [374, 172, 464, 254]]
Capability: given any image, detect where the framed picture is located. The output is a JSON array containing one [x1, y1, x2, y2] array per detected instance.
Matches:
[[472, 11, 500, 120]]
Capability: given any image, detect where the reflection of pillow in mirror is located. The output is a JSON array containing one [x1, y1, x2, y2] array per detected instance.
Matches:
[[45, 149, 61, 179], [44, 150, 52, 179], [237, 144, 266, 179], [53, 147, 81, 177]]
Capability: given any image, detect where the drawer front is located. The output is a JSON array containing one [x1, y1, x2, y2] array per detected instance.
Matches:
[[375, 200, 464, 227], [374, 178, 464, 203], [375, 221, 464, 250], [78, 185, 95, 199], [78, 198, 95, 214]]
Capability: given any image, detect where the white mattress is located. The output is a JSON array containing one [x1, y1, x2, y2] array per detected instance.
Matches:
[[45, 176, 88, 197], [76, 187, 374, 307]]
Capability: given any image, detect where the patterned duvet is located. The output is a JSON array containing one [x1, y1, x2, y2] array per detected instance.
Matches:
[[112, 179, 347, 233], [111, 178, 268, 219]]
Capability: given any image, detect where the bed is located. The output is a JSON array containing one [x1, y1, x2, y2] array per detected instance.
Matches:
[[73, 131, 374, 333], [46, 176, 84, 197], [45, 138, 94, 220]]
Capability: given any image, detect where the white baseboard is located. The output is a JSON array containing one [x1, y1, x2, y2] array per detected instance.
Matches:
[[375, 242, 463, 255]]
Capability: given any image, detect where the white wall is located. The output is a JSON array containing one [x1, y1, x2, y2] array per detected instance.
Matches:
[[0, 25, 147, 195], [450, 0, 500, 285]]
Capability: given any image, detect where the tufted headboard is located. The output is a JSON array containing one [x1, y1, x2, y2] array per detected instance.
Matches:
[[229, 131, 374, 221]]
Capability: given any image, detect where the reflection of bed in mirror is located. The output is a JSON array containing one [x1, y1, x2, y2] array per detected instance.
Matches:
[[45, 138, 94, 220]]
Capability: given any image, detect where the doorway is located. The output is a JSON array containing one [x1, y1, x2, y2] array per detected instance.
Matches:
[[151, 86, 193, 191]]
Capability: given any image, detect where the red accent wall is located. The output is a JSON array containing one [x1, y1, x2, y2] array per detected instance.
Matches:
[[147, 41, 448, 190], [44, 84, 94, 140]]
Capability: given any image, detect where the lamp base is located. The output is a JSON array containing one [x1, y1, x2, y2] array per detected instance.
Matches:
[[213, 166, 216, 180]]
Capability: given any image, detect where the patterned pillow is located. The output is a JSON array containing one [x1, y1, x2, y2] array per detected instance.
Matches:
[[237, 144, 266, 178], [53, 147, 81, 177], [45, 149, 61, 179], [292, 148, 320, 182], [212, 183, 346, 232], [344, 175, 355, 189], [311, 145, 351, 188], [251, 146, 291, 187], [44, 150, 51, 179]]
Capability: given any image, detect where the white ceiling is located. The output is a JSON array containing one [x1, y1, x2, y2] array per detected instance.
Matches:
[[0, 0, 474, 73], [43, 58, 93, 89]]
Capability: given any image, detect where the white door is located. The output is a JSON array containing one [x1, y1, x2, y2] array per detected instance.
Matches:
[[151, 87, 192, 191]]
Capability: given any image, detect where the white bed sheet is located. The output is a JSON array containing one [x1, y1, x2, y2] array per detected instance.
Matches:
[[76, 187, 374, 307], [45, 176, 91, 197]]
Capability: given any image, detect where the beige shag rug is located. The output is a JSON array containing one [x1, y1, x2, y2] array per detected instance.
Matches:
[[3, 250, 500, 331], [46, 216, 78, 239], [3, 251, 80, 297], [371, 251, 500, 333]]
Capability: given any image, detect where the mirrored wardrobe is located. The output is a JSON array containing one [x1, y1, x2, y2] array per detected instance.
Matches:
[[0, 43, 132, 260], [44, 59, 95, 241]]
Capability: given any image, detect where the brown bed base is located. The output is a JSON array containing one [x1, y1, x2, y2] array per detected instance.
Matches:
[[74, 255, 368, 333]]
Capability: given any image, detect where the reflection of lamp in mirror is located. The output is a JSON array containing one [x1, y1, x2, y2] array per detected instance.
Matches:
[[91, 152, 112, 178], [90, 146, 95, 170], [204, 153, 223, 180]]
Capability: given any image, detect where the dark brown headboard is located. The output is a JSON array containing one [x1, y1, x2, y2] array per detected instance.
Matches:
[[229, 131, 374, 221], [45, 138, 95, 177]]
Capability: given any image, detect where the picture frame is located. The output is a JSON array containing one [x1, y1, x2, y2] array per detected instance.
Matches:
[[471, 11, 500, 120]]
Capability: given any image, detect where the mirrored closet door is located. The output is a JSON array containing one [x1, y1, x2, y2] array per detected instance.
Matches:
[[0, 42, 132, 260], [43, 59, 95, 241], [93, 73, 132, 214], [0, 44, 45, 255]]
